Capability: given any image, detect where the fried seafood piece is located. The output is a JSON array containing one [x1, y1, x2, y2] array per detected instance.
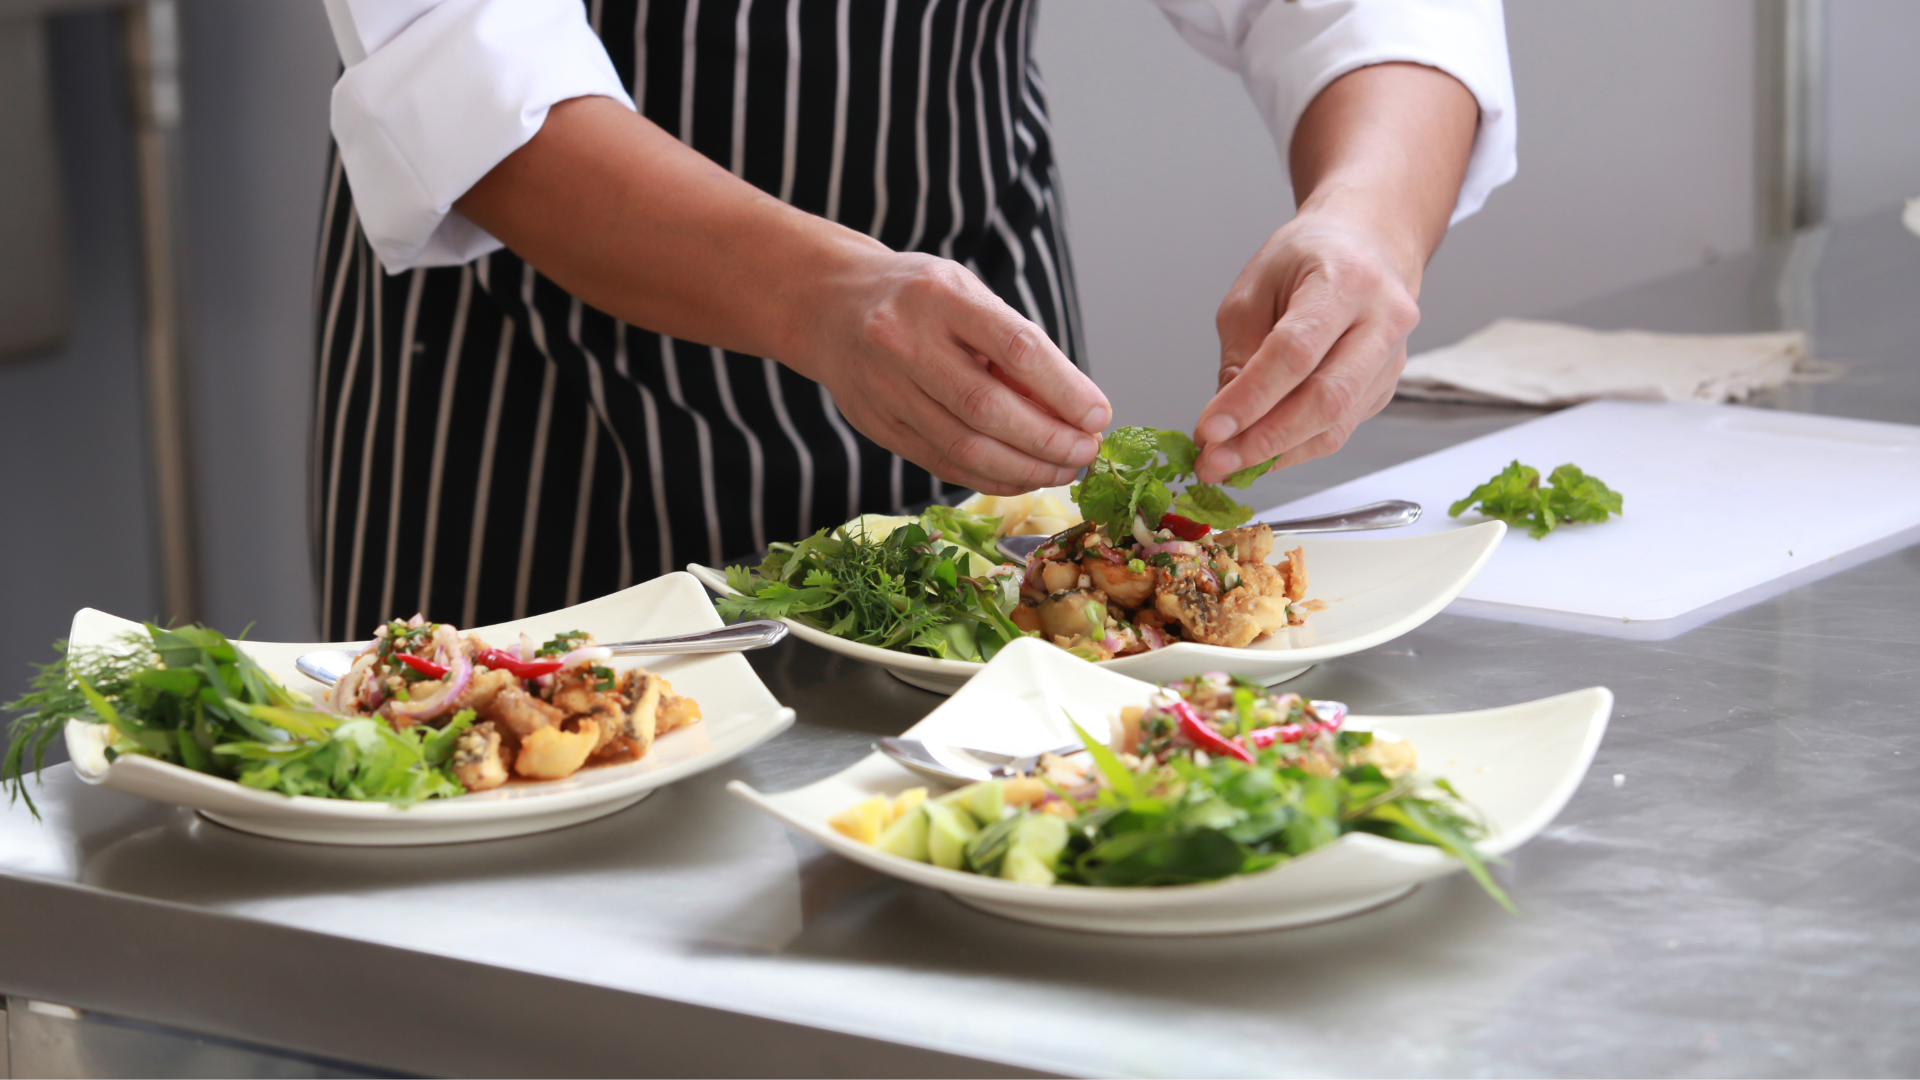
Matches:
[[1038, 559, 1081, 594], [548, 671, 597, 717], [515, 720, 601, 780], [1085, 556, 1154, 608], [1223, 562, 1294, 634], [451, 720, 510, 792], [1279, 545, 1308, 602], [1213, 523, 1274, 565], [1034, 590, 1105, 642], [1155, 578, 1262, 648], [611, 669, 702, 755], [478, 682, 567, 739], [455, 668, 516, 713]]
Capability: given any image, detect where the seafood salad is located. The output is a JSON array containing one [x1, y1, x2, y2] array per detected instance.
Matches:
[[833, 673, 1507, 905], [332, 618, 701, 791], [1011, 520, 1308, 659]]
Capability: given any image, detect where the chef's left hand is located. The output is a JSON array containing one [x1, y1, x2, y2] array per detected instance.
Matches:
[[1188, 62, 1479, 484], [1191, 209, 1421, 482]]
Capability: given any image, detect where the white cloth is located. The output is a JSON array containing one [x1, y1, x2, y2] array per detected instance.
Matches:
[[1151, 0, 1516, 225], [321, 0, 1517, 275], [1396, 318, 1812, 407]]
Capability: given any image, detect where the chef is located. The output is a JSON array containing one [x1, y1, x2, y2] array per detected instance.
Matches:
[[312, 0, 1515, 640]]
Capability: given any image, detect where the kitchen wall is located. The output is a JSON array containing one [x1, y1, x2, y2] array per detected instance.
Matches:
[[1, 0, 1915, 719]]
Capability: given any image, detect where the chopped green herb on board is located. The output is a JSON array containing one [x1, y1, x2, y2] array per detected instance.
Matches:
[[1449, 460, 1623, 539]]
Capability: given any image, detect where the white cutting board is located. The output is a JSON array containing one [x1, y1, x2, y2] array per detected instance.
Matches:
[[1261, 401, 1920, 625]]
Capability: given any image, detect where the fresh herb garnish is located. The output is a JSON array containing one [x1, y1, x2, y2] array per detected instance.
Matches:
[[4, 626, 471, 816], [1069, 426, 1279, 539], [717, 508, 1028, 662], [1449, 460, 1623, 539]]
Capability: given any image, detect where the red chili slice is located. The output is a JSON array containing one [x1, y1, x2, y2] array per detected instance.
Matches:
[[394, 653, 448, 679], [1158, 513, 1211, 542], [1169, 699, 1255, 764], [474, 649, 564, 679]]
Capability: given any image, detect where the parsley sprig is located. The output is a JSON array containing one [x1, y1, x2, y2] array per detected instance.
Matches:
[[1069, 427, 1279, 540], [1449, 460, 1624, 539], [717, 507, 1026, 662]]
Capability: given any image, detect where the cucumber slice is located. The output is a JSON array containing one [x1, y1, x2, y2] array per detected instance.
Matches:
[[938, 779, 1005, 827], [874, 804, 931, 861], [964, 815, 1021, 876], [1001, 847, 1057, 886], [1010, 813, 1070, 863], [925, 801, 979, 870]]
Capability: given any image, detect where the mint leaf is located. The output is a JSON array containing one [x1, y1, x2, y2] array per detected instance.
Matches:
[[1224, 454, 1280, 489], [1155, 429, 1198, 475], [1172, 483, 1254, 529], [1450, 460, 1621, 539], [1099, 427, 1160, 468]]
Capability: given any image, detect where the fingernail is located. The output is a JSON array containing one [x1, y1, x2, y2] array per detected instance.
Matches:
[[1078, 402, 1111, 433], [1199, 415, 1238, 445], [1071, 434, 1098, 463], [1206, 446, 1242, 476]]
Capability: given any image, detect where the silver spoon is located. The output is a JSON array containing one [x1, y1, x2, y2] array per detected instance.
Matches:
[[993, 499, 1422, 563], [875, 737, 1085, 785], [878, 697, 1351, 785], [294, 619, 790, 687]]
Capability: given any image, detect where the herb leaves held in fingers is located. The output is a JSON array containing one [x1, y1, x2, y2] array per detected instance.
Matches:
[[1071, 426, 1280, 539]]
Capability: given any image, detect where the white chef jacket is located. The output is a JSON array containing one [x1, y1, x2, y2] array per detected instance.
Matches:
[[321, 0, 1517, 274]]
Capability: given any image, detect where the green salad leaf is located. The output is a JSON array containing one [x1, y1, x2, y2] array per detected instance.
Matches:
[[1069, 426, 1279, 538], [1449, 459, 1624, 539], [4, 626, 472, 816], [716, 509, 1028, 662]]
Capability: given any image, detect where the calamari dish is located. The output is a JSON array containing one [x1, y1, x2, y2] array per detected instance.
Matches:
[[332, 618, 701, 791]]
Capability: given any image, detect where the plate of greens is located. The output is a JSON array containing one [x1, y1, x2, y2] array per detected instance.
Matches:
[[730, 637, 1611, 934], [5, 573, 794, 845], [692, 429, 1505, 694]]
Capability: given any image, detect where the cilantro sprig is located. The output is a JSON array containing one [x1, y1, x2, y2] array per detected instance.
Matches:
[[1449, 460, 1624, 539], [1069, 427, 1279, 539]]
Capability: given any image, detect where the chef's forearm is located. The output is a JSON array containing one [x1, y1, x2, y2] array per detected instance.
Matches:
[[1286, 62, 1479, 292], [453, 95, 884, 364]]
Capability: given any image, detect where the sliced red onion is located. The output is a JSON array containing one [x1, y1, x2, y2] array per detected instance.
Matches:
[[1139, 540, 1198, 559], [1140, 623, 1170, 651], [1099, 632, 1125, 653], [330, 651, 377, 713], [386, 655, 472, 722], [560, 645, 613, 670], [518, 633, 537, 662]]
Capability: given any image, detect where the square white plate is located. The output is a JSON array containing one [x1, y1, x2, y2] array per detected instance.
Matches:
[[731, 637, 1610, 935], [690, 519, 1504, 695], [60, 572, 795, 845]]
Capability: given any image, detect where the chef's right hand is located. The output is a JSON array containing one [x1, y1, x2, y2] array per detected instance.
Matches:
[[789, 251, 1110, 496]]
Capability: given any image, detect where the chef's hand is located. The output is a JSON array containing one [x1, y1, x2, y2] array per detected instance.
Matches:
[[1191, 63, 1480, 484], [792, 252, 1110, 497], [1193, 211, 1419, 482], [457, 96, 1106, 497]]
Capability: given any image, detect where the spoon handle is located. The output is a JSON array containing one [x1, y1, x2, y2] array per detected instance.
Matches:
[[1258, 499, 1421, 535], [602, 619, 789, 655]]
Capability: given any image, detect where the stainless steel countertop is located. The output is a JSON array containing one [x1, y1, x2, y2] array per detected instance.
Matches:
[[3, 210, 1917, 1078]]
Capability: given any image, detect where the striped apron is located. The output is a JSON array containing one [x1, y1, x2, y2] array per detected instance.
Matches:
[[312, 0, 1084, 641]]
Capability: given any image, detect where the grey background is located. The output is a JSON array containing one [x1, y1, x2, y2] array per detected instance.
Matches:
[[1, 0, 1917, 711]]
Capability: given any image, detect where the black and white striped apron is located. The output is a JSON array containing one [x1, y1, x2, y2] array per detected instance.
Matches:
[[313, 0, 1085, 641]]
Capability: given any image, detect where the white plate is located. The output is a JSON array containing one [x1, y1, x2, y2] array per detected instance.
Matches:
[[61, 573, 795, 845], [689, 519, 1505, 694], [731, 637, 1610, 935]]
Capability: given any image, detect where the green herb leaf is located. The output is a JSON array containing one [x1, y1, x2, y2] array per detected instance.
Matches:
[[1449, 459, 1622, 539]]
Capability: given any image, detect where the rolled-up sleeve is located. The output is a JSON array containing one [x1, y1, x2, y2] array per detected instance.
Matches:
[[1150, 0, 1516, 224], [321, 0, 636, 272]]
